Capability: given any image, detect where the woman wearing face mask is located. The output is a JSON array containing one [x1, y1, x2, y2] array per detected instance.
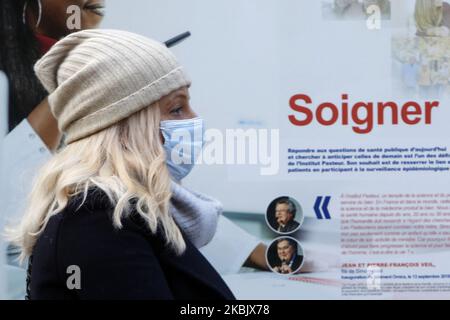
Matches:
[[9, 29, 235, 300], [415, 0, 450, 37]]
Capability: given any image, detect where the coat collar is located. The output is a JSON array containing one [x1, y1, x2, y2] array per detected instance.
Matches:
[[70, 188, 235, 299]]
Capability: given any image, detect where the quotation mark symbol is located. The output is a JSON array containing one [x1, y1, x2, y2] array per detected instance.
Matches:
[[314, 196, 332, 220]]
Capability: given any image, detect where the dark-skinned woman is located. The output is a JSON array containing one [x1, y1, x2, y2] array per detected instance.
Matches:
[[1, 0, 105, 242]]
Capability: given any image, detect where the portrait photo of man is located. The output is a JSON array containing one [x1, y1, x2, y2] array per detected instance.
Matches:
[[266, 197, 303, 234], [267, 238, 304, 275]]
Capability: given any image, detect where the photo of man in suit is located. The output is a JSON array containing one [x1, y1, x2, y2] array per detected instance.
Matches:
[[268, 238, 304, 275], [274, 198, 300, 234]]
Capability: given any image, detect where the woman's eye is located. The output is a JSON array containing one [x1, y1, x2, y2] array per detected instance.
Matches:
[[170, 106, 183, 115], [84, 3, 106, 17]]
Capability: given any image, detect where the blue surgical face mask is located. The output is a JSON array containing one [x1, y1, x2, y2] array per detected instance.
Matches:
[[160, 117, 204, 182]]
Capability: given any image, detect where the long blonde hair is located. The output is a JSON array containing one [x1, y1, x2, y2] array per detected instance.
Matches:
[[8, 103, 186, 262], [415, 0, 444, 34]]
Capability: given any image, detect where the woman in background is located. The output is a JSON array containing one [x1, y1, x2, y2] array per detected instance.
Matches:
[[1, 0, 104, 140], [0, 0, 105, 236], [415, 0, 450, 37]]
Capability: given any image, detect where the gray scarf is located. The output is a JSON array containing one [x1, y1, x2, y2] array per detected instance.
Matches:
[[169, 181, 222, 248]]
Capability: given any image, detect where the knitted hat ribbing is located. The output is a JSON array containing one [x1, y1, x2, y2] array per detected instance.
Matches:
[[34, 29, 191, 144]]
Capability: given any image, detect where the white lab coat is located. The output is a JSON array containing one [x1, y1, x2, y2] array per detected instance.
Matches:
[[1, 120, 51, 227], [1, 120, 261, 274]]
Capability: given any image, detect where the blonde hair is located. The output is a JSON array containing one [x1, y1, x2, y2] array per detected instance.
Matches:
[[415, 0, 444, 34], [8, 103, 186, 262]]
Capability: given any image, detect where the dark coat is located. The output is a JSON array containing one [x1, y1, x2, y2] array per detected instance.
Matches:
[[289, 254, 303, 272], [28, 189, 235, 300], [277, 220, 300, 233]]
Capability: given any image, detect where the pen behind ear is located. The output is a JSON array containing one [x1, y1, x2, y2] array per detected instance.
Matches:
[[164, 31, 191, 48]]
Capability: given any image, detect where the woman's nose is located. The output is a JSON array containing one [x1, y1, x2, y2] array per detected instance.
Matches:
[[187, 109, 198, 119]]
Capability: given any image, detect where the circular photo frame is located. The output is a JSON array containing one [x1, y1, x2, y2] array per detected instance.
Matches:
[[265, 196, 304, 235], [266, 236, 305, 275]]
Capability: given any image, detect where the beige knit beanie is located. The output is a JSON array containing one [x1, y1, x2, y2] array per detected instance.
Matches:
[[34, 29, 191, 144]]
